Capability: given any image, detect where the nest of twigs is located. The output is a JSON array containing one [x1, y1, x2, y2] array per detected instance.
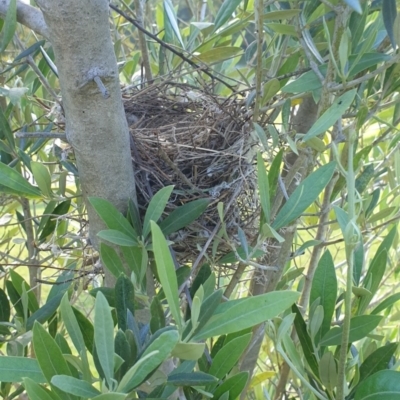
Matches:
[[123, 82, 260, 261]]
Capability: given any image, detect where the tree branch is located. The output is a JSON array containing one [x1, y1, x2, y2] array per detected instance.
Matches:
[[0, 0, 48, 39]]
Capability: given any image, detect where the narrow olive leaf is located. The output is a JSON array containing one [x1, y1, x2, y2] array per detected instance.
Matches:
[[94, 291, 115, 388], [164, 0, 185, 48], [272, 162, 336, 230], [194, 46, 242, 63], [72, 307, 94, 355], [88, 197, 137, 238], [159, 198, 210, 236], [60, 294, 91, 381], [318, 351, 338, 392], [193, 291, 299, 340], [212, 372, 249, 400], [371, 293, 400, 315], [118, 330, 179, 392], [0, 0, 16, 52], [302, 90, 357, 141], [51, 375, 101, 398], [292, 305, 320, 378], [26, 291, 66, 331], [168, 372, 217, 386], [0, 162, 41, 198], [100, 243, 125, 278], [23, 378, 54, 400], [10, 269, 39, 312], [14, 40, 46, 61], [97, 229, 137, 246], [31, 161, 52, 198], [143, 185, 173, 238], [32, 322, 77, 400], [355, 370, 400, 400], [309, 251, 337, 344], [263, 9, 301, 19], [0, 287, 10, 323], [359, 343, 398, 384], [319, 315, 383, 346], [209, 333, 251, 381], [213, 0, 242, 31], [343, 0, 362, 14], [39, 200, 71, 241], [282, 65, 327, 93], [92, 394, 127, 400], [0, 106, 15, 148], [115, 275, 135, 331], [0, 357, 45, 383], [171, 342, 205, 360], [151, 221, 182, 330], [257, 152, 270, 223], [382, 0, 397, 49], [253, 123, 269, 152]]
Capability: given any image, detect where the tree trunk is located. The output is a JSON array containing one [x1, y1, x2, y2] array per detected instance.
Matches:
[[34, 0, 136, 285]]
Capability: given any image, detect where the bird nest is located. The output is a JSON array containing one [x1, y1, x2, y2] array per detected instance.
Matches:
[[123, 83, 260, 261]]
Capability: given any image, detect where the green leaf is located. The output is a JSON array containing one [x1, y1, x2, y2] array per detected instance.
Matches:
[[343, 0, 362, 13], [92, 394, 127, 400], [39, 200, 71, 241], [371, 293, 400, 315], [151, 221, 182, 330], [171, 342, 205, 360], [72, 307, 95, 355], [100, 243, 126, 278], [209, 333, 251, 381], [0, 357, 45, 383], [142, 185, 173, 238], [265, 23, 297, 36], [164, 0, 184, 48], [14, 40, 46, 61], [51, 375, 101, 398], [320, 315, 383, 346], [60, 294, 91, 381], [303, 90, 357, 140], [0, 105, 15, 148], [257, 152, 270, 223], [263, 9, 301, 20], [382, 0, 397, 49], [194, 47, 242, 63], [193, 291, 299, 340], [272, 162, 336, 230], [88, 197, 137, 239], [0, 162, 41, 198], [212, 371, 249, 400], [115, 274, 135, 331], [31, 161, 52, 198], [355, 370, 400, 400], [318, 351, 337, 391], [0, 287, 10, 322], [23, 378, 55, 400], [168, 372, 217, 386], [0, 0, 16, 52], [292, 305, 320, 378], [26, 291, 66, 331], [309, 251, 337, 344], [359, 343, 398, 385], [97, 229, 137, 246], [118, 330, 179, 392], [10, 269, 39, 313], [33, 322, 77, 400], [213, 0, 242, 31], [94, 291, 115, 388], [159, 198, 210, 236]]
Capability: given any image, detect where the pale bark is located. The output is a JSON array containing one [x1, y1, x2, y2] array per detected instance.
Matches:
[[0, 0, 48, 39], [33, 0, 136, 285]]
